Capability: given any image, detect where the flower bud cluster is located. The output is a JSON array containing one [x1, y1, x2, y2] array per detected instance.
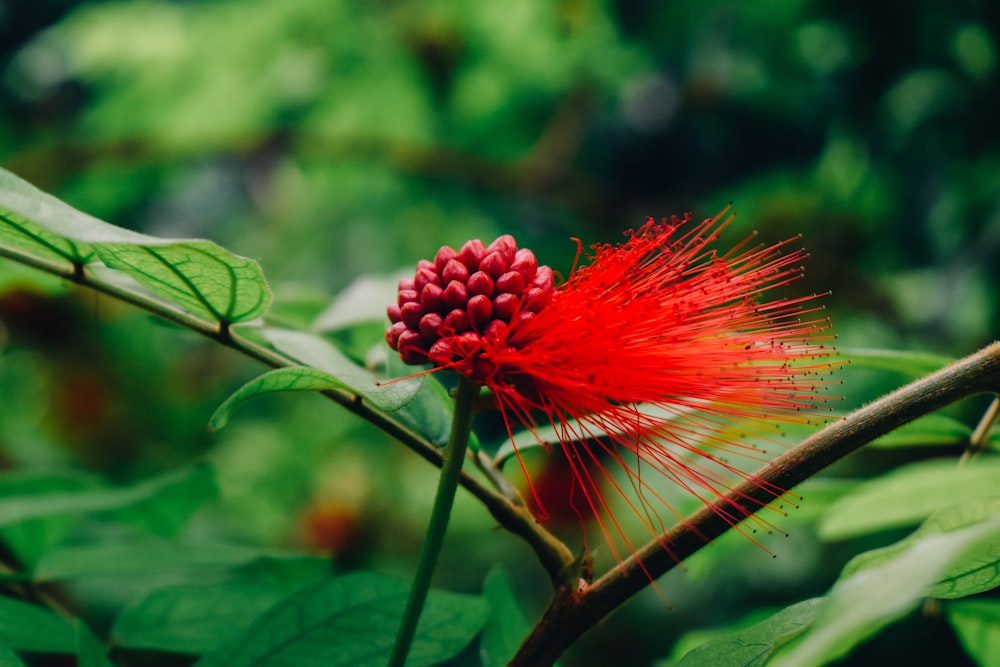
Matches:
[[386, 235, 555, 365]]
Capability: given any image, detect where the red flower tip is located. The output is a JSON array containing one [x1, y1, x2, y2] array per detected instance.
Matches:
[[387, 211, 837, 570]]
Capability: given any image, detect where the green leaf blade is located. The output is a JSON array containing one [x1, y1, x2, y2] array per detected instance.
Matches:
[[480, 567, 531, 667], [774, 515, 1000, 667], [260, 329, 468, 446], [838, 347, 956, 377], [841, 497, 1000, 600], [194, 572, 489, 667], [0, 167, 271, 324], [0, 646, 26, 667], [0, 595, 75, 653], [0, 465, 215, 530], [112, 583, 290, 654], [76, 621, 115, 667], [93, 241, 271, 324], [946, 599, 1000, 667], [818, 459, 1000, 540], [262, 328, 423, 411], [33, 539, 326, 582], [675, 598, 823, 667], [0, 211, 93, 266], [868, 414, 972, 449], [210, 367, 351, 431]]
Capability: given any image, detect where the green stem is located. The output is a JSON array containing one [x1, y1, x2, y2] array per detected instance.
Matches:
[[388, 375, 479, 667]]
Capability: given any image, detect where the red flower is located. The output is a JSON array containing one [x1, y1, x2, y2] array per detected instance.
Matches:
[[387, 210, 834, 565]]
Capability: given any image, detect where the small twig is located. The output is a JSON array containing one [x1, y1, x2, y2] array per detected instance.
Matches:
[[473, 450, 525, 505], [511, 341, 1000, 666], [958, 395, 1000, 466]]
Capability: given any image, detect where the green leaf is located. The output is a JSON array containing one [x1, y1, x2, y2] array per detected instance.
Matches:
[[946, 599, 1000, 667], [114, 464, 219, 536], [261, 328, 423, 412], [33, 539, 326, 582], [0, 210, 93, 266], [868, 414, 972, 449], [76, 621, 115, 667], [480, 567, 531, 667], [0, 646, 26, 667], [818, 458, 1000, 540], [262, 328, 467, 446], [313, 270, 411, 332], [772, 515, 1000, 667], [93, 242, 271, 323], [0, 167, 271, 324], [0, 595, 75, 652], [0, 464, 215, 529], [842, 497, 1000, 599], [194, 572, 489, 667], [112, 582, 290, 654], [838, 347, 955, 377], [0, 470, 102, 567], [0, 168, 149, 244], [385, 350, 466, 448], [675, 598, 823, 667], [210, 366, 357, 431]]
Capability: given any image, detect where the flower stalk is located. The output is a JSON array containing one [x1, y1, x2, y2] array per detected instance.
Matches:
[[388, 374, 479, 667]]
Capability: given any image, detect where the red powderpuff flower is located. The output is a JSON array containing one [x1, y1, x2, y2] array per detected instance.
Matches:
[[387, 209, 834, 566]]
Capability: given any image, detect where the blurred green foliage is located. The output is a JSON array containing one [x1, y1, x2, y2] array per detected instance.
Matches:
[[1, 1, 998, 665]]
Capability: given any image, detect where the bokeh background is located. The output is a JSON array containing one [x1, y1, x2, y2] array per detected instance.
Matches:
[[1, 1, 998, 665]]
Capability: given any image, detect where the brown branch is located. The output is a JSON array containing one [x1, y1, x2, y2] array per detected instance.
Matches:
[[511, 341, 1000, 666]]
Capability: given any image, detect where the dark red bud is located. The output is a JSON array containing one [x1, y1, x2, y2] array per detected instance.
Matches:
[[386, 321, 408, 348], [467, 271, 495, 297], [457, 239, 486, 270], [398, 289, 419, 306], [493, 292, 519, 321], [428, 338, 452, 365], [420, 283, 444, 312], [387, 303, 402, 323], [495, 270, 524, 296], [442, 281, 468, 309], [467, 294, 493, 324], [415, 267, 441, 292], [482, 319, 505, 340], [515, 311, 536, 326], [533, 265, 554, 290], [523, 287, 552, 312], [434, 246, 458, 274], [398, 277, 416, 292], [487, 234, 518, 266], [401, 301, 424, 329], [443, 308, 471, 333], [416, 259, 434, 272], [455, 330, 484, 349], [396, 330, 425, 364], [510, 248, 538, 281], [479, 251, 507, 279], [442, 258, 470, 284], [419, 312, 443, 340]]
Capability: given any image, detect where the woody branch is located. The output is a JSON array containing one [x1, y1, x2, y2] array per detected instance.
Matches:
[[511, 341, 1000, 666]]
